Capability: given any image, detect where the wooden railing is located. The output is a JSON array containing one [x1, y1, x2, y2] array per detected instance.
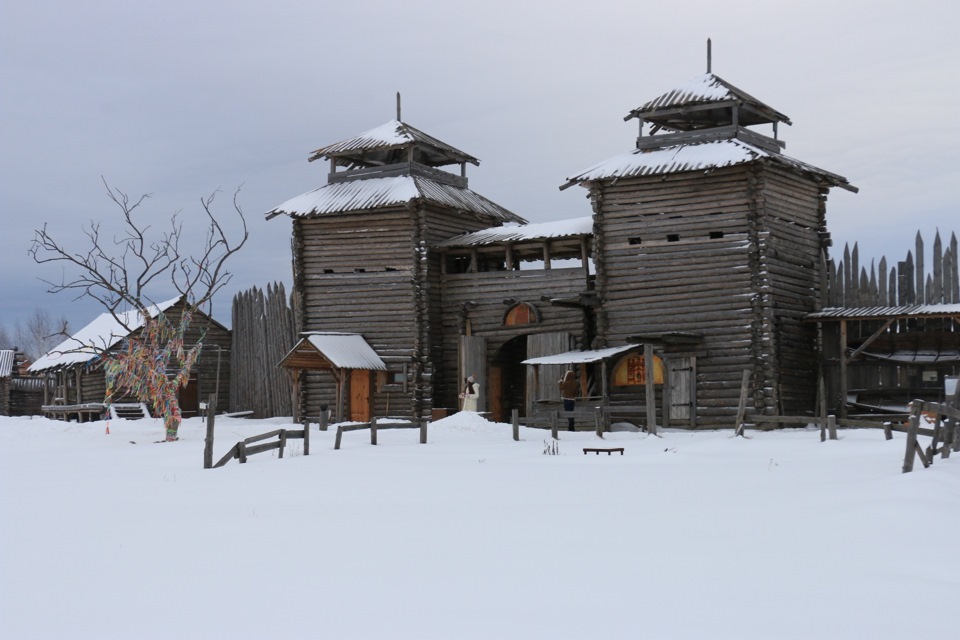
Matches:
[[901, 400, 960, 473], [334, 417, 427, 450]]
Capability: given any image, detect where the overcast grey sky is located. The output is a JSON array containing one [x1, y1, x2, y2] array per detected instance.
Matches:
[[2, 0, 957, 338]]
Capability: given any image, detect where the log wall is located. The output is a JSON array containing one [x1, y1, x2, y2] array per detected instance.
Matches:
[[826, 231, 960, 307], [231, 282, 296, 417], [593, 162, 829, 427]]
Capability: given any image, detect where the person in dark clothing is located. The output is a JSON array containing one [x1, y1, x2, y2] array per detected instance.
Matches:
[[559, 369, 577, 431]]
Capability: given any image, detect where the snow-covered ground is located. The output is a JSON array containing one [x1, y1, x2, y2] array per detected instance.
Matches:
[[1, 412, 958, 639]]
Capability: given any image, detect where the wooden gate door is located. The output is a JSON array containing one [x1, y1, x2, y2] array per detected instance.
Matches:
[[526, 332, 572, 415], [350, 369, 372, 422], [667, 356, 696, 427], [459, 335, 487, 412]]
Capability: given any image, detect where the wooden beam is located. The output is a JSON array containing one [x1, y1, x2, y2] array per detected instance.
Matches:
[[839, 320, 848, 420], [845, 318, 895, 364]]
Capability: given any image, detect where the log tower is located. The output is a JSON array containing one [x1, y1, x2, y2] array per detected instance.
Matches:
[[267, 118, 524, 422], [563, 71, 857, 427]]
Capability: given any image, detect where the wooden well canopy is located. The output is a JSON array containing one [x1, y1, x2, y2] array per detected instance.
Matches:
[[277, 332, 387, 422]]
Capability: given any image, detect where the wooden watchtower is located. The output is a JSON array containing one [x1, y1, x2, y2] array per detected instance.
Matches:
[[563, 67, 858, 427], [267, 114, 524, 421]]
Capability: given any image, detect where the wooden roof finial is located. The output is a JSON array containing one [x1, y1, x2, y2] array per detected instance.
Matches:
[[707, 38, 712, 73], [396, 92, 401, 122]]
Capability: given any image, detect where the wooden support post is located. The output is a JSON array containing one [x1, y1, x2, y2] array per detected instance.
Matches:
[[512, 408, 519, 442], [371, 417, 378, 445], [903, 402, 921, 473], [883, 422, 893, 441], [319, 408, 328, 431], [827, 414, 838, 441], [335, 425, 343, 451], [595, 406, 603, 439], [238, 441, 248, 464], [839, 320, 848, 419], [644, 344, 657, 435], [734, 369, 750, 437], [420, 420, 427, 444], [203, 394, 216, 469], [278, 429, 286, 459], [551, 411, 559, 440]]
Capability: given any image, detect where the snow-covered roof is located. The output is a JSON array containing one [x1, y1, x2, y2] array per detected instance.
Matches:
[[807, 304, 960, 320], [858, 349, 960, 364], [627, 73, 791, 127], [291, 332, 387, 371], [435, 216, 593, 249], [0, 350, 14, 378], [522, 344, 636, 366], [563, 138, 855, 192], [266, 174, 524, 223], [28, 297, 181, 373], [308, 120, 479, 167]]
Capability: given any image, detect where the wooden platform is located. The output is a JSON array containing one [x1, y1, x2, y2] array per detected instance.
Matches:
[[583, 447, 624, 456]]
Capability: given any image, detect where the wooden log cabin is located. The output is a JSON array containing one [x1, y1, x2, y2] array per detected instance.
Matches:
[[268, 67, 859, 428], [27, 297, 231, 420]]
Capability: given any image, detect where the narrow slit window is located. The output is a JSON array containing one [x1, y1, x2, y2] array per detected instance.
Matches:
[[667, 234, 680, 242], [628, 237, 642, 245], [710, 231, 724, 239]]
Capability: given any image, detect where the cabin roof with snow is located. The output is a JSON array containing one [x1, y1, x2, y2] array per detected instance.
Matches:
[[265, 174, 525, 223], [434, 216, 593, 249], [308, 120, 479, 169], [278, 332, 387, 371], [561, 138, 857, 192], [625, 73, 792, 131], [28, 297, 183, 373], [806, 303, 960, 321]]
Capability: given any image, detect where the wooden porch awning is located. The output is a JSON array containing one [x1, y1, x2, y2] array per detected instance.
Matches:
[[277, 332, 387, 371], [521, 344, 637, 366]]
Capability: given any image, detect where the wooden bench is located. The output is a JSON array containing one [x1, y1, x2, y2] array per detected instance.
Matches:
[[583, 447, 624, 456]]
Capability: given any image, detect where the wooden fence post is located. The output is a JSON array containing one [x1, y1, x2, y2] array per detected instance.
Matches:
[[420, 420, 427, 444], [734, 369, 750, 437], [319, 409, 328, 432], [238, 441, 248, 464], [903, 402, 921, 473], [334, 425, 343, 450], [551, 411, 559, 440], [512, 409, 519, 442], [371, 417, 378, 445], [645, 344, 657, 435], [203, 393, 216, 469], [595, 406, 603, 438], [827, 414, 838, 441], [303, 417, 310, 456], [278, 429, 286, 459]]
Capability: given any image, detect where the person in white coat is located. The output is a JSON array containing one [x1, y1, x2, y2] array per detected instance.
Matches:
[[460, 375, 479, 412]]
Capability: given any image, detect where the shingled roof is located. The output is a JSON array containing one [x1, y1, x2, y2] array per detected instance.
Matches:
[[308, 120, 479, 168]]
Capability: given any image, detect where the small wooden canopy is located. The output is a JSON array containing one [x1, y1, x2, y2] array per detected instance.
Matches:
[[278, 332, 386, 422], [278, 332, 387, 372]]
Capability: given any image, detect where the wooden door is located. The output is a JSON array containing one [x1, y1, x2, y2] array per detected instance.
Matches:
[[459, 335, 487, 412], [179, 377, 200, 418], [350, 369, 372, 422], [526, 332, 572, 415], [667, 356, 696, 424], [489, 366, 503, 422]]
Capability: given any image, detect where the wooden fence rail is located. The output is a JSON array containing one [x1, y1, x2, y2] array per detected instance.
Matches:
[[205, 394, 310, 469], [334, 417, 427, 450], [902, 400, 960, 473]]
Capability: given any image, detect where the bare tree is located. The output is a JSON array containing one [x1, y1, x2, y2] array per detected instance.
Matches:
[[30, 179, 248, 441], [0, 325, 14, 351], [13, 308, 69, 361]]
